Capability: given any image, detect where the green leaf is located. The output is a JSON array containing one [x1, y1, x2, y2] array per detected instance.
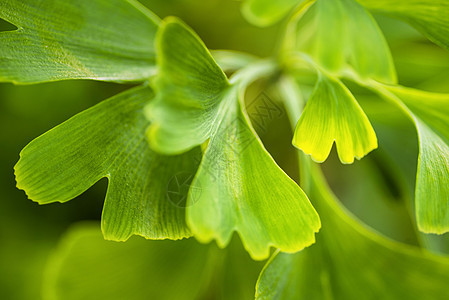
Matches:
[[212, 50, 259, 73], [256, 158, 449, 299], [15, 86, 201, 241], [241, 0, 306, 27], [0, 0, 159, 84], [379, 86, 449, 234], [358, 0, 449, 50], [44, 222, 265, 300], [145, 18, 230, 155], [146, 17, 320, 260], [44, 223, 217, 300], [285, 0, 396, 84], [293, 72, 377, 164]]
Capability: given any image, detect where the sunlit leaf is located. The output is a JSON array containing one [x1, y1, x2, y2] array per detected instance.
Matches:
[[285, 0, 396, 83], [293, 72, 377, 164], [0, 0, 159, 84], [358, 0, 449, 50], [379, 86, 449, 234], [15, 86, 201, 241], [241, 0, 306, 27], [256, 157, 449, 299], [146, 17, 320, 260]]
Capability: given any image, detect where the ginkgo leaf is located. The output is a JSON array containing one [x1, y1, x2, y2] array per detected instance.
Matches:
[[14, 86, 201, 241], [378, 86, 449, 234], [256, 157, 449, 299], [44, 222, 264, 300], [211, 50, 258, 73], [187, 90, 320, 260], [44, 223, 216, 300], [0, 0, 159, 84], [358, 0, 449, 50], [293, 72, 377, 164], [241, 0, 306, 27], [285, 0, 396, 84], [146, 17, 320, 260]]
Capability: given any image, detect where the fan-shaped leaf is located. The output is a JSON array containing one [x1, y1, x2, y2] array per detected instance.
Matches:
[[15, 86, 200, 241], [241, 0, 306, 27], [286, 0, 396, 83], [146, 18, 320, 260], [256, 158, 449, 299], [380, 86, 449, 234], [44, 223, 216, 300], [358, 0, 449, 50], [44, 222, 265, 300], [293, 72, 377, 164], [0, 0, 159, 83]]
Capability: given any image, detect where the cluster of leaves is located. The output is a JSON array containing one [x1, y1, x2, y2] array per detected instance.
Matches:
[[1, 0, 449, 298]]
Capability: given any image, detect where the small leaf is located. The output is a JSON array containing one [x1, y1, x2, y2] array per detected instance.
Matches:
[[381, 86, 449, 234], [286, 0, 396, 83], [15, 86, 201, 241], [146, 18, 320, 260], [293, 72, 377, 164], [358, 0, 449, 50], [0, 0, 159, 84], [256, 158, 449, 299], [241, 0, 306, 27]]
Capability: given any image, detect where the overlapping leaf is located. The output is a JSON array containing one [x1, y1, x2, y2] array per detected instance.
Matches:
[[212, 50, 258, 73], [378, 86, 449, 234], [15, 86, 201, 241], [256, 157, 449, 299], [285, 0, 396, 84], [292, 72, 377, 164], [44, 223, 216, 300], [44, 222, 264, 300], [0, 0, 159, 83], [358, 0, 449, 50], [146, 18, 320, 260], [241, 0, 306, 27]]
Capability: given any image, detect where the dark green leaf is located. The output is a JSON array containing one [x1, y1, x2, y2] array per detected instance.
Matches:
[[44, 223, 216, 300], [44, 222, 265, 300]]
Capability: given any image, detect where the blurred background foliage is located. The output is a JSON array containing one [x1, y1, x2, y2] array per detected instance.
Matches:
[[0, 0, 448, 299]]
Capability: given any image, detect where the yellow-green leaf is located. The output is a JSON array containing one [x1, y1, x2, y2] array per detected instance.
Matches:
[[256, 157, 449, 299], [146, 17, 320, 260], [15, 86, 201, 241], [293, 72, 377, 164]]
